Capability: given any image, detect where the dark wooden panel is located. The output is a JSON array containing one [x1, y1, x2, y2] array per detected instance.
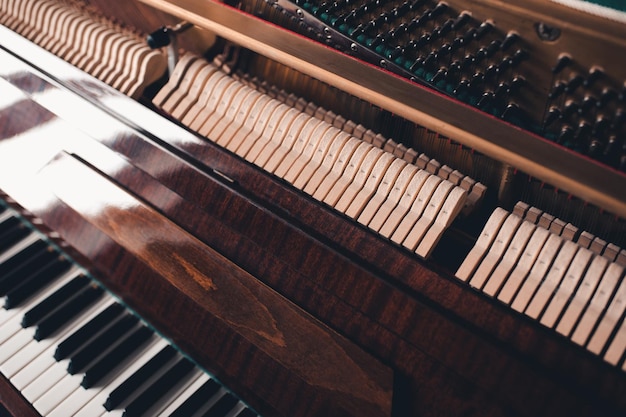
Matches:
[[0, 49, 625, 417], [0, 373, 39, 417]]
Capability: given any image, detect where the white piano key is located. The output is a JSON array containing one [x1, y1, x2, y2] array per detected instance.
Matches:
[[34, 371, 83, 415], [21, 354, 69, 403], [192, 389, 231, 416], [0, 327, 35, 364], [0, 231, 39, 265], [10, 289, 112, 390], [0, 209, 14, 224], [0, 266, 81, 344], [0, 308, 30, 345], [225, 402, 248, 417], [134, 368, 206, 416], [1, 296, 115, 378], [150, 371, 211, 416], [56, 337, 168, 417]]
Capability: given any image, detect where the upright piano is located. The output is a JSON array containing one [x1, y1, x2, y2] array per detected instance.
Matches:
[[0, 0, 625, 416]]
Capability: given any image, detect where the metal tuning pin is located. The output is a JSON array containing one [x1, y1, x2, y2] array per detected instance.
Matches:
[[501, 31, 519, 51], [598, 87, 617, 108], [565, 74, 584, 93], [501, 102, 521, 122], [584, 66, 604, 87], [552, 53, 572, 74], [474, 21, 494, 40], [549, 80, 567, 99], [544, 107, 561, 127], [452, 12, 471, 30]]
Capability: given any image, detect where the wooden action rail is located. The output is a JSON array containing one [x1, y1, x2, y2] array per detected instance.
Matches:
[[0, 0, 166, 98], [457, 202, 626, 369], [155, 54, 474, 259]]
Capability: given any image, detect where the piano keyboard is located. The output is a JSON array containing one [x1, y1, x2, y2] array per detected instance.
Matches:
[[0, 205, 260, 417], [156, 54, 484, 259], [457, 202, 626, 369]]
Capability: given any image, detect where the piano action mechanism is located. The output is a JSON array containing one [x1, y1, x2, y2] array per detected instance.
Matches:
[[0, 0, 625, 415]]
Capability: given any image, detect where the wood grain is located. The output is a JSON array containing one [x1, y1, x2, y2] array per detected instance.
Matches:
[[0, 40, 625, 417]]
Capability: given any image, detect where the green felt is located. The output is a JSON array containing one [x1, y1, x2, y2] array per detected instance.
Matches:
[[579, 0, 626, 12]]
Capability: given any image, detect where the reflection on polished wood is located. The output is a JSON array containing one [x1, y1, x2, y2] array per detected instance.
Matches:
[[1, 32, 626, 416], [40, 151, 394, 417]]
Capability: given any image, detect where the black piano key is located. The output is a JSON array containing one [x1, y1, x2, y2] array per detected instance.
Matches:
[[32, 285, 104, 340], [67, 313, 139, 375], [82, 325, 154, 388], [168, 379, 221, 417], [201, 393, 238, 417], [122, 357, 195, 417], [55, 302, 126, 360], [4, 257, 72, 309], [0, 217, 29, 251], [104, 345, 177, 411], [235, 408, 258, 417], [0, 239, 47, 275], [21, 274, 91, 328], [0, 246, 58, 295]]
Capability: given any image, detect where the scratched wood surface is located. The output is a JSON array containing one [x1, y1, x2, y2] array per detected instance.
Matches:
[[0, 48, 625, 417]]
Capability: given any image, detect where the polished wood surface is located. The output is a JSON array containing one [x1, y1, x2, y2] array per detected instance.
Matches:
[[1, 29, 625, 416], [0, 373, 39, 417]]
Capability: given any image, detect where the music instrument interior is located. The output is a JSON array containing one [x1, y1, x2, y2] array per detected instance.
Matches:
[[0, 0, 625, 415]]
